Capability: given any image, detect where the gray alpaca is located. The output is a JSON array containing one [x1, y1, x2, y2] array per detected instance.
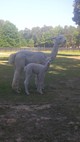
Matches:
[[9, 34, 66, 93], [24, 58, 51, 95]]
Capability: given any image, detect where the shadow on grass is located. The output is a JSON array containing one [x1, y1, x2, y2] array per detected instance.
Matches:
[[49, 56, 80, 78]]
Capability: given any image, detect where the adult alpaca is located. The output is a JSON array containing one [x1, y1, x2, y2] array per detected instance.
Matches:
[[9, 34, 66, 92]]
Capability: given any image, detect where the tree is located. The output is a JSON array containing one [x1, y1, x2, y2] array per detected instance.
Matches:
[[0, 19, 80, 48], [31, 27, 41, 46], [72, 0, 80, 25], [23, 28, 31, 39], [0, 20, 20, 47], [19, 30, 27, 47], [27, 39, 34, 47]]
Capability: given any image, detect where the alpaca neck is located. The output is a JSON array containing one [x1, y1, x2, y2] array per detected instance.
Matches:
[[50, 42, 59, 61], [44, 62, 50, 71]]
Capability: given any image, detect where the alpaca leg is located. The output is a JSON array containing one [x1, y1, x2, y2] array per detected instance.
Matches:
[[37, 74, 45, 94], [37, 78, 43, 94], [41, 74, 45, 90], [13, 55, 26, 92], [24, 76, 30, 95], [41, 81, 45, 90], [37, 83, 43, 94], [35, 75, 38, 88], [12, 70, 21, 93]]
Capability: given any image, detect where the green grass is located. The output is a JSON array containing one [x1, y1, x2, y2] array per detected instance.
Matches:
[[0, 50, 80, 104], [58, 49, 80, 55]]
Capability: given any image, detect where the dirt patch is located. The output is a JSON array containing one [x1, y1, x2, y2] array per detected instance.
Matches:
[[0, 102, 80, 142]]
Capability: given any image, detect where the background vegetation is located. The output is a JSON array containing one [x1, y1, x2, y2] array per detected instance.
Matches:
[[0, 0, 80, 48], [0, 20, 80, 48]]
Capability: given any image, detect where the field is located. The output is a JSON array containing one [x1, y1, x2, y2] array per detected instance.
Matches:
[[0, 50, 80, 142]]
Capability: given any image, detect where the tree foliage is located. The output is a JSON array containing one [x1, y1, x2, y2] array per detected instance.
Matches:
[[0, 20, 20, 47], [72, 0, 80, 25], [0, 19, 80, 48]]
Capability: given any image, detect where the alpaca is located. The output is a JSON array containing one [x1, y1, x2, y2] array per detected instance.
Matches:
[[24, 58, 51, 95], [9, 34, 66, 92]]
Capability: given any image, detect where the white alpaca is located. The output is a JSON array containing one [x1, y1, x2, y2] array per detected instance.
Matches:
[[9, 34, 66, 92], [24, 58, 51, 95]]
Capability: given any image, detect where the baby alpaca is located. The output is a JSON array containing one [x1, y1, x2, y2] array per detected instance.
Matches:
[[24, 58, 51, 95]]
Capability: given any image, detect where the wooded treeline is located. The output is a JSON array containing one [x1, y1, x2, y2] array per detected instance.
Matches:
[[0, 20, 80, 48]]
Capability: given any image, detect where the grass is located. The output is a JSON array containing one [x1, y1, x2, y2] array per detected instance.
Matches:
[[58, 49, 80, 55], [0, 50, 80, 103], [0, 50, 80, 141], [0, 50, 80, 104]]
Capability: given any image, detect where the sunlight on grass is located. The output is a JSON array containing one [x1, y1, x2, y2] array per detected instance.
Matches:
[[0, 60, 9, 65], [58, 50, 80, 55], [41, 49, 80, 55], [0, 49, 80, 58], [55, 66, 67, 70], [50, 64, 66, 70], [0, 51, 15, 57], [49, 71, 59, 74], [49, 64, 67, 75]]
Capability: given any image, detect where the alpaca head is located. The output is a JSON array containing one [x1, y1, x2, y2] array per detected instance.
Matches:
[[50, 34, 66, 46], [45, 57, 52, 63], [53, 35, 66, 46], [54, 35, 66, 46]]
